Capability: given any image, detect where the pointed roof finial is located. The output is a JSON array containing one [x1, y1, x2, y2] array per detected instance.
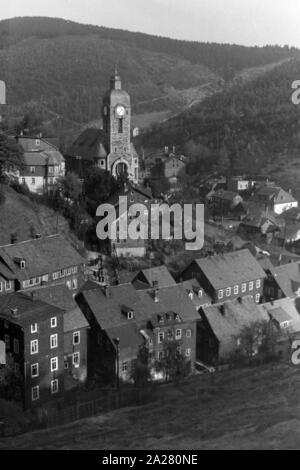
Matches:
[[115, 62, 118, 76]]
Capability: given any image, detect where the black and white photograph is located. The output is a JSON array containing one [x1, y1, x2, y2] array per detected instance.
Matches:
[[0, 0, 299, 453]]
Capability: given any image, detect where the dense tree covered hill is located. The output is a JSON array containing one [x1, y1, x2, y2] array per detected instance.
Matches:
[[137, 58, 300, 175], [0, 16, 298, 125]]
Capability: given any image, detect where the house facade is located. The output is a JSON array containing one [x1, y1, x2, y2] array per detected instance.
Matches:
[[9, 135, 65, 194], [251, 184, 298, 215], [0, 235, 85, 296], [181, 249, 266, 304], [0, 292, 65, 410]]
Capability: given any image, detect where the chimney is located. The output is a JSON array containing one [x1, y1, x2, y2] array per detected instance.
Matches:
[[30, 291, 37, 300], [104, 285, 110, 297], [220, 304, 225, 315], [152, 282, 159, 303], [10, 233, 17, 245], [10, 308, 19, 317]]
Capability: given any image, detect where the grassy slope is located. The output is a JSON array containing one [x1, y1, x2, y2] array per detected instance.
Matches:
[[1, 362, 300, 450], [0, 185, 78, 246]]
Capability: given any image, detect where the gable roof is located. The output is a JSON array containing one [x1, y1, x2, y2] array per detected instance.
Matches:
[[270, 262, 300, 298], [0, 292, 64, 327], [132, 265, 176, 290], [0, 235, 85, 281], [201, 296, 269, 344], [67, 128, 108, 160], [193, 249, 266, 290], [78, 280, 199, 332], [258, 298, 300, 333], [252, 185, 297, 205]]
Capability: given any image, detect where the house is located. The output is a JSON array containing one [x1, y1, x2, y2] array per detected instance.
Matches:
[[9, 134, 65, 194], [263, 261, 300, 301], [227, 176, 256, 193], [66, 69, 139, 184], [0, 234, 85, 295], [181, 249, 266, 304], [76, 281, 199, 383], [132, 265, 176, 290], [197, 296, 269, 364], [250, 184, 298, 215], [26, 282, 89, 392], [258, 298, 300, 358], [0, 292, 65, 410], [208, 190, 243, 214], [151, 153, 186, 182], [238, 209, 281, 242]]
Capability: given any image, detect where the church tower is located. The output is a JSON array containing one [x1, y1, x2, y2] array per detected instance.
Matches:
[[102, 68, 139, 184]]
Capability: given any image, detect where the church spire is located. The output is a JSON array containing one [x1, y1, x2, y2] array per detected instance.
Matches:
[[110, 64, 122, 90]]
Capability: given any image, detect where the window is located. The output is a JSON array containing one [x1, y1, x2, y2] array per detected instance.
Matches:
[[158, 351, 164, 361], [72, 352, 80, 368], [64, 360, 69, 370], [31, 363, 39, 378], [242, 283, 247, 293], [127, 311, 134, 320], [158, 332, 164, 344], [72, 279, 77, 290], [256, 279, 261, 289], [118, 118, 123, 133], [185, 348, 191, 357], [53, 272, 59, 280], [51, 379, 59, 394], [31, 178, 35, 185], [32, 386, 39, 401], [48, 166, 54, 173], [50, 357, 58, 372], [42, 274, 48, 282], [20, 260, 25, 269], [186, 329, 192, 338], [255, 293, 260, 303], [175, 329, 182, 340], [282, 321, 289, 329], [5, 281, 12, 291], [234, 285, 239, 295], [31, 323, 38, 334], [50, 317, 57, 328], [73, 331, 80, 345], [226, 287, 231, 297], [13, 339, 19, 354], [122, 361, 128, 372], [30, 166, 35, 174], [4, 334, 9, 350], [30, 339, 38, 355], [50, 334, 58, 349], [249, 281, 254, 291], [218, 290, 223, 300], [35, 139, 40, 146]]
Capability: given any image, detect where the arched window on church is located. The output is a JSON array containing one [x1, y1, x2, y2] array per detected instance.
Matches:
[[118, 119, 123, 133]]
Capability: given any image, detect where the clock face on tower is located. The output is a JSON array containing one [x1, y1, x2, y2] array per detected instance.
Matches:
[[115, 105, 125, 117]]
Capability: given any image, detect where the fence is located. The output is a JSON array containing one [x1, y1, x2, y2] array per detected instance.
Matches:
[[40, 386, 155, 429]]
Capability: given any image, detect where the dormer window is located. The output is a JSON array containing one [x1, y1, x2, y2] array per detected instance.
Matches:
[[127, 311, 134, 320], [174, 313, 181, 322], [158, 314, 164, 324], [20, 260, 26, 269]]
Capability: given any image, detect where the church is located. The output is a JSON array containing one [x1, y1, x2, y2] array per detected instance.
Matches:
[[66, 68, 139, 184]]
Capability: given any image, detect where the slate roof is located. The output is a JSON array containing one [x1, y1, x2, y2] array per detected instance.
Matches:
[[271, 262, 300, 298], [67, 128, 108, 161], [180, 279, 212, 308], [0, 292, 64, 327], [201, 296, 269, 344], [0, 235, 85, 281], [23, 150, 64, 167], [78, 281, 199, 331], [132, 265, 176, 290], [258, 298, 300, 333], [193, 249, 266, 290], [105, 323, 143, 351], [211, 190, 240, 201]]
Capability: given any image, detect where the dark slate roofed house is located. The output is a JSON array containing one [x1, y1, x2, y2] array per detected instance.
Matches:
[[181, 249, 266, 304], [132, 265, 176, 290], [0, 292, 65, 409], [0, 234, 85, 295]]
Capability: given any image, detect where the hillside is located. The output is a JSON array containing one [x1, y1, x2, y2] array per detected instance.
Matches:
[[0, 184, 80, 247], [0, 16, 297, 131], [137, 58, 300, 180], [1, 362, 300, 450]]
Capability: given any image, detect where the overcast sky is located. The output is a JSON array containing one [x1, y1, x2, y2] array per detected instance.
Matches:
[[1, 0, 300, 48]]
